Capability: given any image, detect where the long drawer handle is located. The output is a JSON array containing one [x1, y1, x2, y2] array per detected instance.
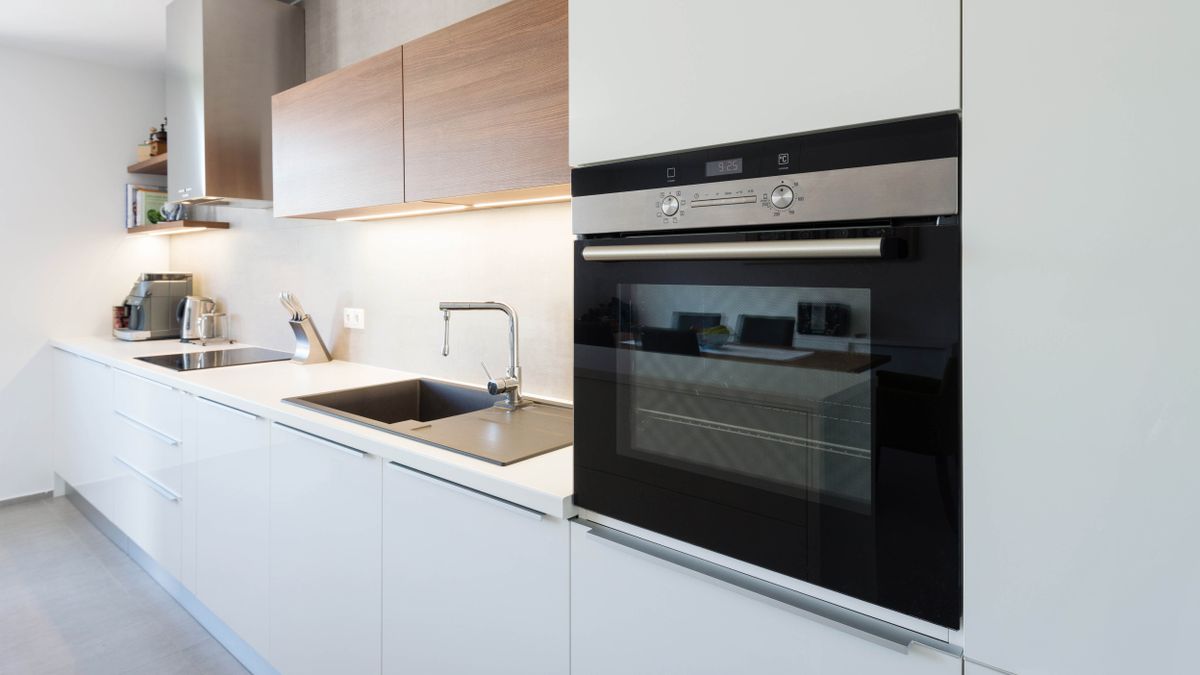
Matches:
[[114, 410, 180, 446], [273, 423, 367, 458], [113, 456, 181, 502], [578, 519, 961, 658], [119, 370, 174, 391], [388, 462, 544, 521], [581, 237, 890, 262], [198, 397, 259, 421]]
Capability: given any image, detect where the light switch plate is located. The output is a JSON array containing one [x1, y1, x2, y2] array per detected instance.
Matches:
[[343, 307, 365, 330]]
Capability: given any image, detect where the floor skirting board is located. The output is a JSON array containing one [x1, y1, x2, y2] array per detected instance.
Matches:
[[62, 476, 279, 675], [0, 490, 53, 507]]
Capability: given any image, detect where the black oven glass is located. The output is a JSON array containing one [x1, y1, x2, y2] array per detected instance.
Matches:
[[574, 223, 961, 627], [618, 283, 873, 510]]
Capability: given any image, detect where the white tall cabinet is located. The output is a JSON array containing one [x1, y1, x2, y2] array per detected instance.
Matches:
[[962, 2, 1200, 674], [568, 0, 960, 165], [269, 423, 382, 675], [194, 398, 271, 656], [381, 461, 570, 675]]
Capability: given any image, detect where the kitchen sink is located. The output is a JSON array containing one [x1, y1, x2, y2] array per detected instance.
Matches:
[[287, 379, 501, 424], [282, 379, 573, 465]]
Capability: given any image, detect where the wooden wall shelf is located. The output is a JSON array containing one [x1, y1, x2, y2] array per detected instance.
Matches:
[[127, 153, 168, 175], [126, 220, 229, 236]]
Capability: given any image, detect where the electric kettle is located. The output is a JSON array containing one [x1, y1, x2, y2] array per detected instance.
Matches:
[[178, 296, 216, 342]]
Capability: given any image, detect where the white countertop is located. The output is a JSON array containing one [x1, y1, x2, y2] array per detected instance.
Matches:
[[52, 336, 575, 518]]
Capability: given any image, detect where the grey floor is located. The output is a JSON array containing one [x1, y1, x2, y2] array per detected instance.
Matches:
[[0, 495, 247, 675]]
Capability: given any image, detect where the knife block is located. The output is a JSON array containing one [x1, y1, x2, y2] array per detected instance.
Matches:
[[289, 316, 331, 364]]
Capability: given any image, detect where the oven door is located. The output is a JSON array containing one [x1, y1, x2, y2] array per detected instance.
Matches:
[[574, 223, 961, 628]]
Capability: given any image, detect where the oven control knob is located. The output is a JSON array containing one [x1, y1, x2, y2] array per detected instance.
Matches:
[[660, 195, 680, 216], [771, 185, 795, 209]]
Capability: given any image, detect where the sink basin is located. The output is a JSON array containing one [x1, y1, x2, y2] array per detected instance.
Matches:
[[286, 379, 500, 425], [282, 379, 573, 466]]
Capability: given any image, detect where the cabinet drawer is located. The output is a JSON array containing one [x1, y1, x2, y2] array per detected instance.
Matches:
[[114, 456, 183, 580], [113, 370, 183, 442], [112, 407, 182, 495], [570, 521, 961, 675]]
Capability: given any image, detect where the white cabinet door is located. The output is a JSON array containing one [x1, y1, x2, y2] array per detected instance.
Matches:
[[195, 398, 270, 656], [381, 462, 569, 675], [52, 350, 115, 517], [269, 424, 382, 675], [570, 522, 960, 675], [569, 0, 960, 165], [962, 3, 1200, 674]]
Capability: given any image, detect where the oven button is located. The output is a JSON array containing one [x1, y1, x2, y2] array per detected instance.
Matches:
[[661, 194, 680, 216], [770, 185, 794, 209]]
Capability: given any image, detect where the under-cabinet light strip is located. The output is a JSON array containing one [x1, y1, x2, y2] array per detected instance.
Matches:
[[335, 205, 469, 222], [143, 227, 211, 236], [471, 194, 572, 208]]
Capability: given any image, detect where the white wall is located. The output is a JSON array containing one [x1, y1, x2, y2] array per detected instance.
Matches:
[[169, 203, 575, 400], [962, 2, 1200, 673], [0, 45, 169, 501]]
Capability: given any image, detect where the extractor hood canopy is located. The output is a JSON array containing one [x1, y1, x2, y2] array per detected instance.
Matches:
[[166, 0, 304, 208]]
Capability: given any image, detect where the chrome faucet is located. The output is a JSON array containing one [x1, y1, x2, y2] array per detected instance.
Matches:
[[439, 301, 528, 411]]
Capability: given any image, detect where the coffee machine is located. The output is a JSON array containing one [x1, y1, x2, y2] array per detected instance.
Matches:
[[113, 273, 193, 341]]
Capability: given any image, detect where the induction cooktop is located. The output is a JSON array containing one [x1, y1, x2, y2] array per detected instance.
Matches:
[[135, 347, 293, 372]]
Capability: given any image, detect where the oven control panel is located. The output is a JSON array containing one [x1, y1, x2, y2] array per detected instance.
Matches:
[[570, 113, 962, 236], [655, 178, 804, 225]]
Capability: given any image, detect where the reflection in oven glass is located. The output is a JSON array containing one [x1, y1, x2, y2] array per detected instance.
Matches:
[[616, 283, 874, 510]]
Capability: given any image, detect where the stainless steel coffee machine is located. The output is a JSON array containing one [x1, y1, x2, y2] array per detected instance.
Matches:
[[113, 273, 193, 341]]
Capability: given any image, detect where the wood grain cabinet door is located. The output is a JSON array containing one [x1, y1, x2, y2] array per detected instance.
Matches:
[[272, 46, 406, 219], [402, 0, 568, 203]]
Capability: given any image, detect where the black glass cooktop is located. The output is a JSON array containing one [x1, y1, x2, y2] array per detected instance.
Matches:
[[135, 347, 293, 372]]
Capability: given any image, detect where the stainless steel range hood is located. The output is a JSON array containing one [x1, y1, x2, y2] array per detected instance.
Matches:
[[166, 0, 304, 208]]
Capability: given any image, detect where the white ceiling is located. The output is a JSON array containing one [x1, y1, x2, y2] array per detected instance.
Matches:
[[0, 0, 169, 70]]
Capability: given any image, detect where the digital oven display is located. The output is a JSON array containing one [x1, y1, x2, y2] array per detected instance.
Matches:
[[705, 157, 743, 177]]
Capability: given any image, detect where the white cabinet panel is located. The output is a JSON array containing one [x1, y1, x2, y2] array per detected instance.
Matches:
[[381, 462, 569, 675], [113, 369, 183, 442], [52, 350, 115, 518], [195, 398, 270, 656], [269, 424, 381, 675], [570, 522, 960, 675], [569, 0, 960, 165], [962, 3, 1200, 674]]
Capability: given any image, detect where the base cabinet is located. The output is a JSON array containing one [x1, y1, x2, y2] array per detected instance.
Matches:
[[569, 522, 961, 675], [52, 350, 115, 517], [381, 461, 570, 675], [195, 398, 271, 656], [269, 424, 382, 675]]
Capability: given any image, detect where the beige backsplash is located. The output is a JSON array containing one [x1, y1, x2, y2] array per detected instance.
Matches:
[[170, 203, 575, 401]]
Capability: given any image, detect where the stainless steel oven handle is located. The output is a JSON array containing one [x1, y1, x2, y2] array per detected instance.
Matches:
[[580, 237, 888, 261], [578, 519, 962, 658]]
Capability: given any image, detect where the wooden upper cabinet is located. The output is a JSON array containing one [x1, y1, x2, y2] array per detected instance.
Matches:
[[272, 47, 406, 219], [402, 0, 569, 203]]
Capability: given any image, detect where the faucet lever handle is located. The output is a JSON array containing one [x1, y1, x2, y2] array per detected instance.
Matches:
[[480, 361, 494, 380]]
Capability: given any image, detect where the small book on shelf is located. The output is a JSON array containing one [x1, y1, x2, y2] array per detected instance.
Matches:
[[125, 184, 168, 228]]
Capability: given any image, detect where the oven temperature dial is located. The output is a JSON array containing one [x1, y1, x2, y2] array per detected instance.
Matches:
[[660, 195, 680, 216], [770, 185, 794, 209]]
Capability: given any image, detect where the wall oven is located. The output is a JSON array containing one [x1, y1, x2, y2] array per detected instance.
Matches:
[[572, 115, 962, 628]]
